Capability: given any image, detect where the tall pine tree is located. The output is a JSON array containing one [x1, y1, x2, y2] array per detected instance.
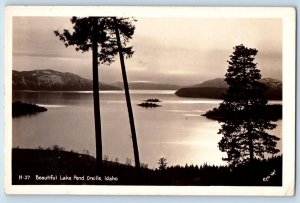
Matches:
[[218, 44, 280, 166], [54, 17, 139, 170]]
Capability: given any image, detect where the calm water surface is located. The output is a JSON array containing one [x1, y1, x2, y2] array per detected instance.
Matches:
[[12, 90, 282, 168]]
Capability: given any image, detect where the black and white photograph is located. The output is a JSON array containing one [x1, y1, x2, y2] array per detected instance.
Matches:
[[4, 6, 295, 195]]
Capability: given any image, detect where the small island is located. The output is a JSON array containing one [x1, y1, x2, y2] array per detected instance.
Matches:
[[12, 101, 48, 117], [138, 98, 162, 108], [138, 102, 161, 108], [144, 98, 161, 103]]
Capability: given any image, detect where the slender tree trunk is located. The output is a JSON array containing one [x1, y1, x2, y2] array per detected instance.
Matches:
[[246, 102, 254, 163], [246, 109, 254, 163], [248, 123, 254, 163], [243, 67, 254, 163], [113, 17, 140, 171], [92, 17, 102, 170]]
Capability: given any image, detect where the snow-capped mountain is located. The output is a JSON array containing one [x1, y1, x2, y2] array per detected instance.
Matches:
[[12, 69, 121, 91]]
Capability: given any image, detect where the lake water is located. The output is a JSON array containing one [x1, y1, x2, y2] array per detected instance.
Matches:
[[12, 90, 282, 168]]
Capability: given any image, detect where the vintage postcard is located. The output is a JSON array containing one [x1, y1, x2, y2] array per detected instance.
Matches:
[[4, 6, 295, 195]]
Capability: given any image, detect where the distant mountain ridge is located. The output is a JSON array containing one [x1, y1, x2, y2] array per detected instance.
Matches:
[[175, 78, 282, 100], [191, 78, 228, 88], [13, 69, 121, 91], [191, 78, 282, 89], [112, 81, 180, 90]]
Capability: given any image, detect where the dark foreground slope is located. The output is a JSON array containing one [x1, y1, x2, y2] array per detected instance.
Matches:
[[12, 148, 282, 186]]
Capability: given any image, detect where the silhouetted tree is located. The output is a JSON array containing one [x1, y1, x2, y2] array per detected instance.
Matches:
[[113, 17, 140, 170], [54, 17, 136, 170], [158, 157, 167, 170], [217, 44, 280, 166]]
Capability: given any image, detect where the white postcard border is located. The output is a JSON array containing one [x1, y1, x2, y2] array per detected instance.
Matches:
[[4, 6, 296, 196]]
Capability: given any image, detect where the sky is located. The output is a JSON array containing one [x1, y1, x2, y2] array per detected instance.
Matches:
[[13, 17, 282, 86]]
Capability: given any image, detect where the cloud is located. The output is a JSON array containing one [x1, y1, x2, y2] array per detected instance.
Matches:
[[12, 17, 282, 85]]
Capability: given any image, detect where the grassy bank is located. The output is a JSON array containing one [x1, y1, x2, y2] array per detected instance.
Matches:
[[12, 148, 282, 186]]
